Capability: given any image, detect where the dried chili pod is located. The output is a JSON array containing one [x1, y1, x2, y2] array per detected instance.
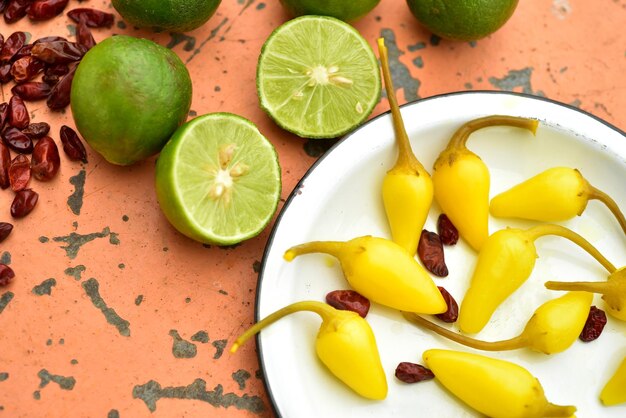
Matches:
[[2, 127, 33, 153], [435, 286, 459, 323], [0, 102, 8, 130], [0, 141, 10, 189], [0, 264, 15, 286], [59, 125, 87, 162], [22, 122, 50, 139], [11, 81, 51, 101], [437, 213, 459, 246], [326, 289, 370, 318], [8, 153, 30, 191], [3, 0, 31, 24], [47, 64, 75, 110], [417, 229, 448, 277], [31, 41, 87, 64], [27, 0, 68, 21], [10, 188, 38, 218], [0, 222, 13, 243], [395, 362, 435, 383], [67, 8, 114, 28], [76, 14, 96, 50], [33, 35, 67, 44], [10, 56, 45, 83], [31, 136, 59, 181], [12, 43, 32, 60], [7, 95, 29, 129], [0, 31, 26, 62], [0, 62, 12, 83], [0, 0, 7, 14]]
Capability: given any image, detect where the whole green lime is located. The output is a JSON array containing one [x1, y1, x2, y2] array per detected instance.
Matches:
[[406, 0, 519, 41], [279, 0, 380, 22], [70, 35, 192, 165], [112, 0, 221, 32]]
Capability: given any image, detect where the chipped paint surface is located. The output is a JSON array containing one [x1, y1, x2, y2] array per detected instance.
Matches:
[[2, 1, 624, 417]]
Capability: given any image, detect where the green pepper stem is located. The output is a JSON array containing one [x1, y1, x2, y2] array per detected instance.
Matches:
[[545, 280, 612, 295], [377, 38, 425, 173], [402, 312, 526, 351], [588, 185, 626, 236], [283, 241, 344, 261], [230, 301, 334, 353], [526, 224, 616, 273], [543, 403, 577, 417], [446, 115, 539, 151]]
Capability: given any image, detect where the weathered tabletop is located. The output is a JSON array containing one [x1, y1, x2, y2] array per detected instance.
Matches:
[[1, 0, 625, 417]]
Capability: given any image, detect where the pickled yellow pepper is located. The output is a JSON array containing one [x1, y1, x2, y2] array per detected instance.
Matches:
[[230, 300, 388, 400], [600, 355, 626, 406], [432, 115, 538, 251], [459, 223, 616, 334], [284, 236, 446, 313], [545, 266, 626, 321], [423, 349, 576, 418], [378, 38, 433, 256], [491, 167, 626, 235], [404, 291, 592, 355]]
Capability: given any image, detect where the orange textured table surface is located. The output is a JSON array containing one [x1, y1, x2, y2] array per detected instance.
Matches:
[[1, 1, 625, 417]]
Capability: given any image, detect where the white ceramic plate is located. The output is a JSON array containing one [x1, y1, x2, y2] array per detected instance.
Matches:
[[256, 91, 626, 417]]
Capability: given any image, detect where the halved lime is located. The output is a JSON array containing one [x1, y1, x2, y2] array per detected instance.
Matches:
[[155, 113, 282, 245], [257, 16, 381, 138]]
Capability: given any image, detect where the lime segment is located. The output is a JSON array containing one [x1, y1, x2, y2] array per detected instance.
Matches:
[[257, 16, 381, 138], [155, 113, 282, 245]]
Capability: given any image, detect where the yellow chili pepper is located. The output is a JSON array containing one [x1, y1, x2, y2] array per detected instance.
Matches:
[[545, 266, 626, 321], [404, 291, 592, 354], [490, 167, 626, 235], [432, 115, 538, 251], [284, 235, 447, 313], [378, 38, 433, 256], [600, 355, 626, 406], [458, 223, 616, 333], [423, 349, 576, 418], [230, 300, 388, 400]]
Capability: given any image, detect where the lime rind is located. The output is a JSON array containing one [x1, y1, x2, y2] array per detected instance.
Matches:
[[156, 113, 282, 245], [257, 15, 381, 139]]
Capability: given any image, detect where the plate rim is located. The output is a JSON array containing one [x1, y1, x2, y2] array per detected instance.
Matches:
[[253, 89, 626, 417]]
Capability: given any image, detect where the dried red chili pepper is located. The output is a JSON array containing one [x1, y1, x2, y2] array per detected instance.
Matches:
[[33, 36, 67, 44], [27, 0, 68, 21], [22, 122, 50, 139], [579, 306, 607, 342], [395, 362, 435, 383], [2, 127, 33, 153], [3, 0, 31, 24], [437, 214, 459, 246], [67, 8, 114, 28], [11, 81, 51, 101], [417, 229, 448, 277], [31, 41, 87, 64], [0, 141, 10, 189], [31, 136, 59, 181], [0, 102, 8, 130], [7, 95, 29, 129], [326, 289, 371, 318], [10, 56, 45, 83], [0, 1, 7, 14], [0, 63, 12, 83], [0, 222, 13, 243], [0, 264, 15, 286], [59, 125, 87, 162], [434, 286, 459, 323], [8, 153, 30, 191], [76, 14, 96, 50], [46, 64, 75, 110], [0, 32, 26, 62], [13, 43, 33, 60], [10, 188, 38, 218]]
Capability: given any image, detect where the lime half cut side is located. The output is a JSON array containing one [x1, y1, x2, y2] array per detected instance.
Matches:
[[155, 113, 282, 245], [257, 15, 381, 138]]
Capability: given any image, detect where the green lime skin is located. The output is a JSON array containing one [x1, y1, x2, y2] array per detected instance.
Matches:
[[406, 0, 519, 41], [112, 0, 221, 32], [70, 36, 192, 166], [279, 0, 380, 22]]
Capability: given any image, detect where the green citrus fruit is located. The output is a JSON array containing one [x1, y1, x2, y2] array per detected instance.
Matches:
[[406, 0, 519, 41], [111, 0, 221, 32], [155, 113, 282, 245], [257, 16, 381, 139], [279, 0, 380, 22], [71, 35, 192, 166]]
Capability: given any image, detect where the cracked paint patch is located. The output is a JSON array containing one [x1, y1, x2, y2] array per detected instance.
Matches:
[[32, 279, 56, 296], [82, 278, 130, 337], [303, 137, 338, 158], [1, 251, 10, 264], [0, 372, 8, 381], [169, 330, 197, 358], [67, 169, 86, 215], [0, 292, 14, 314], [132, 379, 265, 413], [35, 369, 76, 398], [380, 28, 421, 101], [212, 339, 228, 359], [52, 227, 120, 259], [488, 67, 544, 96], [107, 409, 120, 418], [232, 370, 251, 390], [64, 265, 86, 281], [191, 330, 209, 343]]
